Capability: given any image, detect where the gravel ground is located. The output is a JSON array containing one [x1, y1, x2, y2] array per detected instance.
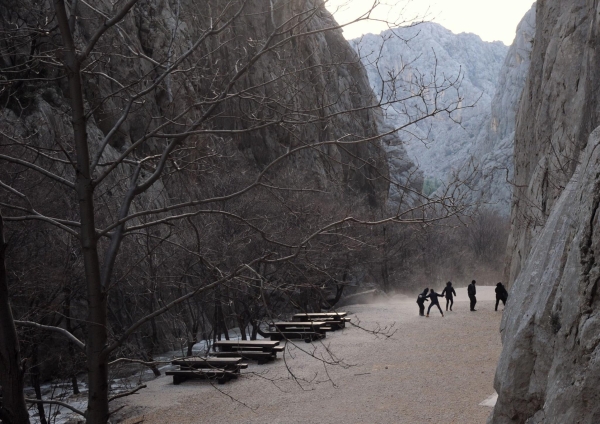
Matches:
[[118, 286, 503, 424]]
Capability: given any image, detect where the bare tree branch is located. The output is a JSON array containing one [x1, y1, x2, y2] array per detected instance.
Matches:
[[15, 320, 85, 350], [25, 398, 86, 418]]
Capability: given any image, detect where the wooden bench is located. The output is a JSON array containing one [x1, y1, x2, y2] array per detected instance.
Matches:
[[211, 350, 276, 365], [265, 331, 326, 342], [166, 369, 238, 385], [171, 357, 248, 373], [213, 340, 281, 352], [212, 340, 283, 364], [271, 321, 328, 335]]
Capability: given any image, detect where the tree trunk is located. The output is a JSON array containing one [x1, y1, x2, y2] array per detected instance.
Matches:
[[0, 212, 31, 424], [64, 283, 80, 395], [53, 1, 109, 422], [31, 348, 48, 424]]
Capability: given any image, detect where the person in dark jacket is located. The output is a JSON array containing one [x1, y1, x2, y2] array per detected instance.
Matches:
[[495, 282, 508, 311], [416, 288, 429, 316], [468, 280, 477, 311], [441, 281, 457, 311], [426, 289, 444, 317]]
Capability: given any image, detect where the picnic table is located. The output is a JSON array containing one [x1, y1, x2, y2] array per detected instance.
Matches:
[[262, 321, 329, 342], [171, 356, 246, 371], [166, 356, 248, 385], [291, 312, 350, 330], [291, 312, 348, 321], [272, 321, 329, 332], [213, 340, 282, 352], [212, 340, 284, 364]]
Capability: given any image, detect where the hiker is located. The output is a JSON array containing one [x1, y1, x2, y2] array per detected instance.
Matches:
[[441, 281, 457, 311], [426, 288, 444, 317], [468, 280, 477, 311], [495, 282, 508, 311], [416, 288, 429, 316]]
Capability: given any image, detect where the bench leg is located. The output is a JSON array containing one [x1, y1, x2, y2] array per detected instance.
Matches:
[[173, 375, 187, 385]]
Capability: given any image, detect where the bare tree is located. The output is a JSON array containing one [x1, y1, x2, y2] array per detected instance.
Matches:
[[0, 0, 469, 422], [0, 211, 30, 424]]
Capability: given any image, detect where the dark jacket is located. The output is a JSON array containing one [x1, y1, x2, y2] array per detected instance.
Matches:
[[468, 283, 476, 297], [441, 286, 456, 298], [426, 291, 443, 304], [416, 290, 429, 305], [495, 284, 508, 300]]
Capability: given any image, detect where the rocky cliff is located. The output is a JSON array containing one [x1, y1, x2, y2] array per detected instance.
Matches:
[[1, 0, 397, 209], [453, 4, 535, 213], [351, 23, 507, 191], [491, 0, 600, 422]]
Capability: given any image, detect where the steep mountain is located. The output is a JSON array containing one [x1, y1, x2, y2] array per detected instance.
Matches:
[[491, 0, 600, 422], [351, 23, 508, 192], [452, 4, 535, 213]]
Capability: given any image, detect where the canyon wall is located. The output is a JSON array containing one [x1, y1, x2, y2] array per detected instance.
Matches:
[[455, 5, 535, 214], [352, 22, 507, 200], [491, 0, 600, 422]]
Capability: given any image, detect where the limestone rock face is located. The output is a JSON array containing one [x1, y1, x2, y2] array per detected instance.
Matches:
[[1, 0, 398, 208], [491, 0, 600, 422], [506, 0, 600, 284], [352, 23, 508, 190], [454, 4, 535, 214], [491, 127, 600, 423]]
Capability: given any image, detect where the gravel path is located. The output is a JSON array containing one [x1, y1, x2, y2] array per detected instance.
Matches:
[[119, 286, 503, 424]]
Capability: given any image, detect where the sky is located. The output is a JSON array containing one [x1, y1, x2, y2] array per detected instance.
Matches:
[[324, 0, 535, 45]]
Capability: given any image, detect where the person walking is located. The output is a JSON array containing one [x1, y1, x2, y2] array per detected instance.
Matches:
[[441, 281, 457, 311], [426, 288, 444, 317], [468, 280, 477, 311], [416, 288, 429, 316], [495, 282, 508, 311]]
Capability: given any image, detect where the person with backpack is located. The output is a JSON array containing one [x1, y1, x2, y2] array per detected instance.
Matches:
[[441, 281, 457, 311], [495, 282, 508, 311], [416, 288, 429, 316]]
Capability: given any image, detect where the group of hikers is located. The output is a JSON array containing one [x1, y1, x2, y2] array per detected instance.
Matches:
[[416, 280, 509, 317]]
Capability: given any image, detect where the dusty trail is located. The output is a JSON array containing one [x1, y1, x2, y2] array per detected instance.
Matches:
[[119, 286, 503, 424]]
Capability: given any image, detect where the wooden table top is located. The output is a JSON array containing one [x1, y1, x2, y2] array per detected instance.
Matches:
[[273, 321, 327, 327], [214, 340, 280, 347], [172, 357, 242, 365], [292, 312, 347, 317]]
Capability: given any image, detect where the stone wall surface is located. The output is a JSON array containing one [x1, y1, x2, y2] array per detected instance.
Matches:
[[506, 0, 600, 283], [491, 0, 600, 422], [492, 127, 600, 423]]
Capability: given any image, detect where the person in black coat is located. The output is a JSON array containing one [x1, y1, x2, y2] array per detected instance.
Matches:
[[426, 289, 444, 317], [468, 280, 477, 311], [495, 282, 508, 311], [416, 288, 429, 316], [441, 281, 457, 311]]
